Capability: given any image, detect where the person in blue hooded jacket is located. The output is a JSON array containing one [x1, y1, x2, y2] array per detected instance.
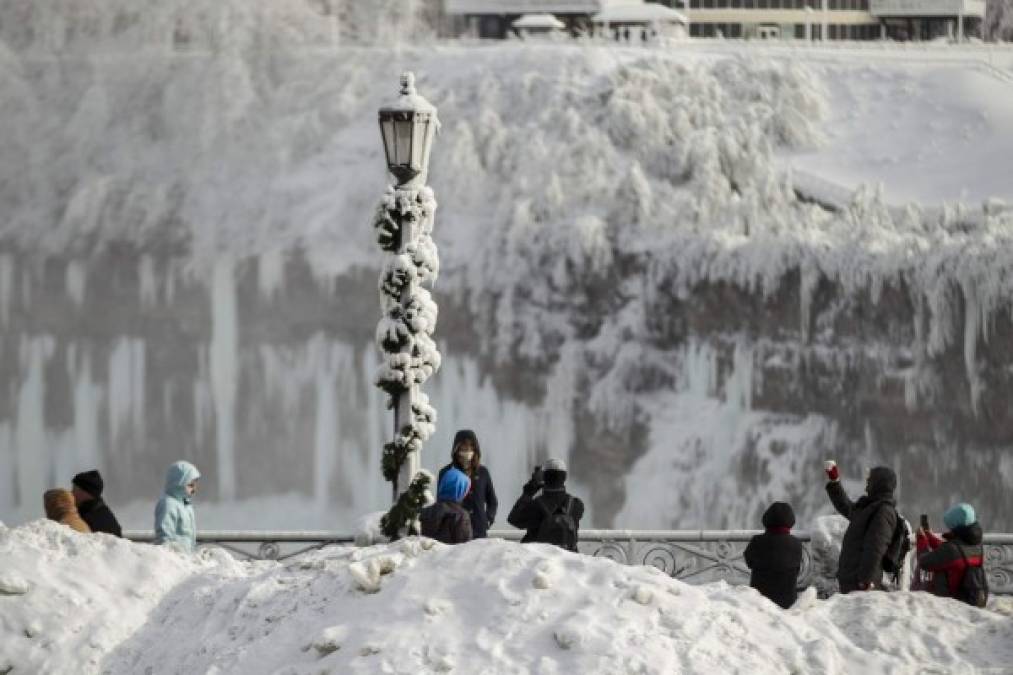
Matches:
[[155, 460, 200, 552], [419, 468, 473, 545]]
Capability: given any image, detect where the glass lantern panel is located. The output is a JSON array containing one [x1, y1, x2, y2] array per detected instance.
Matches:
[[421, 118, 436, 177], [394, 115, 413, 167], [380, 118, 396, 167], [411, 117, 428, 171]]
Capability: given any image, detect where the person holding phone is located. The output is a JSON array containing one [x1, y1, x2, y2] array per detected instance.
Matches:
[[916, 503, 988, 605], [824, 459, 900, 593]]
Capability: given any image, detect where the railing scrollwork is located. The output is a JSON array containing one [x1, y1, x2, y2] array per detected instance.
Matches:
[[123, 529, 1013, 595]]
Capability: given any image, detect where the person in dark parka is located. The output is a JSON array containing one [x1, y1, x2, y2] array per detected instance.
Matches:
[[825, 464, 899, 593], [507, 458, 584, 552], [743, 501, 804, 609], [71, 470, 123, 537], [438, 430, 498, 538], [917, 503, 985, 600], [419, 468, 473, 545]]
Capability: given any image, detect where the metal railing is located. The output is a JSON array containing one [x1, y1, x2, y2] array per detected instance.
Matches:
[[124, 529, 1013, 595]]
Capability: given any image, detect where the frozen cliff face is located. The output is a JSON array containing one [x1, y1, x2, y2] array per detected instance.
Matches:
[[2, 1, 1013, 530]]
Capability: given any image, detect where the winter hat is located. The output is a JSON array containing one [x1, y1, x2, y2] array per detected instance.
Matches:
[[866, 466, 897, 495], [72, 470, 104, 498], [543, 458, 567, 472], [543, 458, 567, 489], [437, 468, 471, 503], [761, 502, 796, 530], [943, 503, 976, 531]]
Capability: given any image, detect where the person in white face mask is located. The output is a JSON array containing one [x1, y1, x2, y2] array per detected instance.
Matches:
[[438, 430, 498, 538]]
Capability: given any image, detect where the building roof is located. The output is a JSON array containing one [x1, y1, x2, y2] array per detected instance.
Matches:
[[592, 2, 689, 24], [512, 13, 568, 29]]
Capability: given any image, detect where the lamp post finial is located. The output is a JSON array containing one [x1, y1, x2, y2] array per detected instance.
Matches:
[[400, 72, 416, 97]]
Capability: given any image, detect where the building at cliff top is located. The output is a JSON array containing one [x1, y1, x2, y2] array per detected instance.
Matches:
[[443, 0, 985, 40]]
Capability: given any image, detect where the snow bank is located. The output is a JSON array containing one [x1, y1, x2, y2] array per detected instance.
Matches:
[[3, 521, 1013, 674], [0, 520, 244, 672]]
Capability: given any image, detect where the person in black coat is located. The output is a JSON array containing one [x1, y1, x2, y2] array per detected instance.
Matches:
[[71, 470, 123, 537], [743, 501, 804, 609], [507, 458, 584, 552], [825, 463, 898, 593], [438, 429, 498, 538]]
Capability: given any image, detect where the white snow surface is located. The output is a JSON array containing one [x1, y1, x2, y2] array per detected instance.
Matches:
[[3, 521, 1013, 675]]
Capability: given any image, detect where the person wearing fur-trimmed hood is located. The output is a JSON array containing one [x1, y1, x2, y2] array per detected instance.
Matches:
[[438, 429, 498, 538]]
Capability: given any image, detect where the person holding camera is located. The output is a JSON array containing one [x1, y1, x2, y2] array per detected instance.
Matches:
[[507, 458, 584, 552]]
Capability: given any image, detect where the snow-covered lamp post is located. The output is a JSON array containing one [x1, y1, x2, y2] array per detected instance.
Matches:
[[373, 72, 441, 539]]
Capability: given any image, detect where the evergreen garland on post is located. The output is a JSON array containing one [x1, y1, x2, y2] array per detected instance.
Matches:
[[373, 180, 441, 540]]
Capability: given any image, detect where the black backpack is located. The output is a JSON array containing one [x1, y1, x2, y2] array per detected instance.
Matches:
[[957, 546, 989, 608], [534, 496, 578, 551], [882, 514, 912, 577], [867, 503, 911, 581]]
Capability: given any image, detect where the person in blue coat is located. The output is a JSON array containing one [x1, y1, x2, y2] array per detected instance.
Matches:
[[438, 430, 498, 538], [154, 460, 200, 552]]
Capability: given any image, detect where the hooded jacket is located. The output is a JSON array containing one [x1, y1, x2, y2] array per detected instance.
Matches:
[[419, 468, 473, 545], [917, 523, 985, 598], [438, 430, 498, 538], [743, 502, 804, 609], [155, 461, 200, 552], [44, 489, 91, 533], [827, 466, 898, 592]]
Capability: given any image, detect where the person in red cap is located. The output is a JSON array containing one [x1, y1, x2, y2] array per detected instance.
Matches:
[[71, 470, 123, 537]]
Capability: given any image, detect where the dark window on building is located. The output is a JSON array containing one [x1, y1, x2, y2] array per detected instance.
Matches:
[[716, 0, 729, 8], [731, 0, 743, 8], [728, 23, 743, 37]]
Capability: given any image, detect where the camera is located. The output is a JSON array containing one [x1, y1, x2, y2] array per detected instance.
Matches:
[[531, 465, 545, 487]]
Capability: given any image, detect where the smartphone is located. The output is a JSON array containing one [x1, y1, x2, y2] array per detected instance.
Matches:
[[532, 465, 544, 487], [920, 514, 929, 530]]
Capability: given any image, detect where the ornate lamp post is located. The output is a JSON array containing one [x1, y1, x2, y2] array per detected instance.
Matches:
[[373, 72, 441, 538]]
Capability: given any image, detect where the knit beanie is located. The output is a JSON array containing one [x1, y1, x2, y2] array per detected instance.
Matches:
[[761, 501, 796, 529], [943, 503, 976, 531], [72, 470, 104, 498]]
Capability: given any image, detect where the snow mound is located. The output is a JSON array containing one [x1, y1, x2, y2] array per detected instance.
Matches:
[[3, 522, 1013, 674]]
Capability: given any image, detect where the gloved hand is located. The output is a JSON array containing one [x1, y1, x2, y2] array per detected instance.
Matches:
[[824, 460, 840, 482], [523, 467, 544, 496]]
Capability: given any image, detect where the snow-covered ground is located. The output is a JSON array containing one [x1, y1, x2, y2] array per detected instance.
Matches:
[[2, 520, 1012, 675]]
